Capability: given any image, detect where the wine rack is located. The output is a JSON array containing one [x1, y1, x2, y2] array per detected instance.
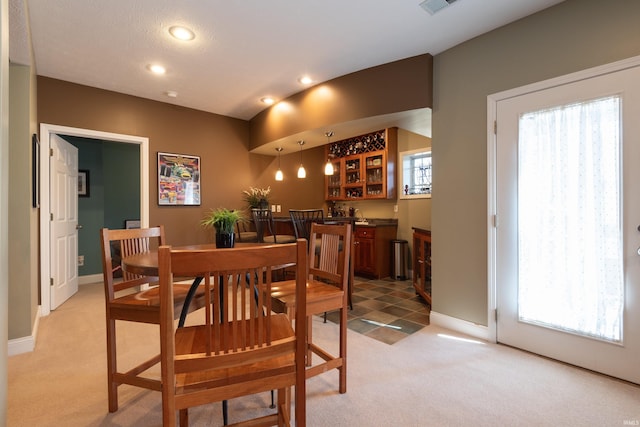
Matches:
[[324, 128, 397, 201]]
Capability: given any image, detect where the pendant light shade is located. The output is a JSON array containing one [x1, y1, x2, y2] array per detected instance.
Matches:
[[324, 131, 335, 176], [297, 140, 306, 179], [324, 161, 334, 175], [275, 147, 284, 181]]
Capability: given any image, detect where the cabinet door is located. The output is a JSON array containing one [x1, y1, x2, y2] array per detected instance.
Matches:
[[354, 228, 376, 276], [344, 155, 364, 199], [358, 237, 376, 275], [364, 151, 387, 199], [325, 159, 343, 200]]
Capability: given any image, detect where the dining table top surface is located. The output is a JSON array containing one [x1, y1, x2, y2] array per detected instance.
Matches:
[[121, 241, 290, 277]]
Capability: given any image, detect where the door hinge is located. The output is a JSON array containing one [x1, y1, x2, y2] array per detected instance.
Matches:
[[494, 308, 498, 322], [50, 148, 53, 156], [493, 214, 498, 228], [50, 278, 54, 287], [493, 120, 497, 135], [50, 213, 53, 221]]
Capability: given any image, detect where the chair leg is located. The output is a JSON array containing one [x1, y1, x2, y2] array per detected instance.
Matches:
[[339, 306, 347, 394], [179, 408, 188, 427], [223, 400, 228, 425], [278, 387, 290, 426], [106, 318, 118, 412], [306, 315, 313, 366], [350, 255, 354, 310]]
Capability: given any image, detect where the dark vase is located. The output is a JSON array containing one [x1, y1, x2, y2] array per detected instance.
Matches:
[[258, 199, 269, 210], [215, 232, 235, 248]]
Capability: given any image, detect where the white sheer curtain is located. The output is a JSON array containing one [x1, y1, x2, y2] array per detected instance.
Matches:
[[517, 95, 623, 343]]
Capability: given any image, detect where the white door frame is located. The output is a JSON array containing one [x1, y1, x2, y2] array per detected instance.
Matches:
[[39, 124, 149, 316], [487, 54, 640, 344]]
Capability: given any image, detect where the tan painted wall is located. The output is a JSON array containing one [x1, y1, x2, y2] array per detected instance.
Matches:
[[8, 64, 38, 339], [37, 77, 329, 246], [1, 0, 10, 420], [250, 54, 433, 148], [396, 129, 431, 261], [432, 0, 640, 325]]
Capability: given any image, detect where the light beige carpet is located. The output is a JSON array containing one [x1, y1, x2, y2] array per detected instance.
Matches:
[[8, 283, 640, 426]]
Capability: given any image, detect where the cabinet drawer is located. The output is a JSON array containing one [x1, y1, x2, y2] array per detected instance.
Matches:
[[355, 227, 375, 239]]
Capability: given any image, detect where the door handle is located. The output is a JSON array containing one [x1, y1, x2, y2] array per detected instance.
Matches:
[[76, 224, 83, 230]]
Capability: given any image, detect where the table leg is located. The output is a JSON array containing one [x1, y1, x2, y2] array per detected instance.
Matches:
[[178, 277, 203, 327]]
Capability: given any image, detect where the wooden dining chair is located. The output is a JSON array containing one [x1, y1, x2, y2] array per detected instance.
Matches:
[[158, 241, 308, 426], [289, 209, 354, 314], [270, 222, 352, 394], [289, 209, 324, 241], [234, 219, 258, 243], [99, 226, 210, 413], [252, 208, 296, 244]]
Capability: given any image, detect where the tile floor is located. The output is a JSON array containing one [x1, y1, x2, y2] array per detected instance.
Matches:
[[324, 276, 431, 345]]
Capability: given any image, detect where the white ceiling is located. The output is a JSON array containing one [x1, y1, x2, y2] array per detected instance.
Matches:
[[10, 0, 564, 150]]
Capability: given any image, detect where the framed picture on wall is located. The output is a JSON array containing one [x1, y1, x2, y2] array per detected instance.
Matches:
[[157, 152, 201, 206], [78, 170, 90, 197]]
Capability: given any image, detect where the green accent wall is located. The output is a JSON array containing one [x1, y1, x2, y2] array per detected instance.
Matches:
[[64, 136, 140, 276]]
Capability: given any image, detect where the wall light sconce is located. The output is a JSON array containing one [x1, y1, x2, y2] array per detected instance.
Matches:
[[324, 131, 335, 176], [297, 140, 306, 179], [275, 147, 284, 181]]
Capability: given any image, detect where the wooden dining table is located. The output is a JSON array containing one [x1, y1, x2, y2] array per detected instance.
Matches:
[[121, 242, 294, 326]]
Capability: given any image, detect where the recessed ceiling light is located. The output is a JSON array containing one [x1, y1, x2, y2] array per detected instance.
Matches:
[[147, 64, 166, 75], [169, 26, 195, 41], [298, 76, 313, 85], [165, 91, 178, 98], [261, 97, 275, 105]]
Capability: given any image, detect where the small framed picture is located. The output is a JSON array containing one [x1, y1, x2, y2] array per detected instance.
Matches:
[[78, 170, 90, 197], [157, 152, 201, 206]]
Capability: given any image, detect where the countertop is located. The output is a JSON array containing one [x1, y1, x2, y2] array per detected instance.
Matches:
[[271, 215, 397, 227], [328, 217, 398, 228]]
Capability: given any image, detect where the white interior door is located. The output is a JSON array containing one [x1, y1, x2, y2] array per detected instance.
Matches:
[[50, 134, 79, 309], [495, 64, 640, 384]]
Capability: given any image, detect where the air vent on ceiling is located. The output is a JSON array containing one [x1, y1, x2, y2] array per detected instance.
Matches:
[[419, 0, 457, 15]]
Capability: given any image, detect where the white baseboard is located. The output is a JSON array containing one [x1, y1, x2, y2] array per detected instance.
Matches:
[[79, 273, 102, 285], [8, 306, 41, 356], [429, 311, 491, 341]]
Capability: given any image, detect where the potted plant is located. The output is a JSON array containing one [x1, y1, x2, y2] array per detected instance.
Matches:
[[201, 208, 245, 248], [242, 186, 271, 210]]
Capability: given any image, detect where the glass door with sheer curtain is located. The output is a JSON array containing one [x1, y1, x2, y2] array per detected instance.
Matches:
[[517, 95, 623, 343], [495, 63, 640, 385]]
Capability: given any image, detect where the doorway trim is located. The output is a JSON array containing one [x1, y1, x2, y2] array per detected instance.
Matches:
[[486, 54, 640, 344], [39, 124, 149, 317]]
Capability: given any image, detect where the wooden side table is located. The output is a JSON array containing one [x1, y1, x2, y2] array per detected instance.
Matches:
[[412, 227, 431, 305]]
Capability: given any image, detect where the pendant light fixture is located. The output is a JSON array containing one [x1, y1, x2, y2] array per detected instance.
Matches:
[[275, 147, 284, 181], [297, 140, 306, 178], [324, 131, 335, 175]]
